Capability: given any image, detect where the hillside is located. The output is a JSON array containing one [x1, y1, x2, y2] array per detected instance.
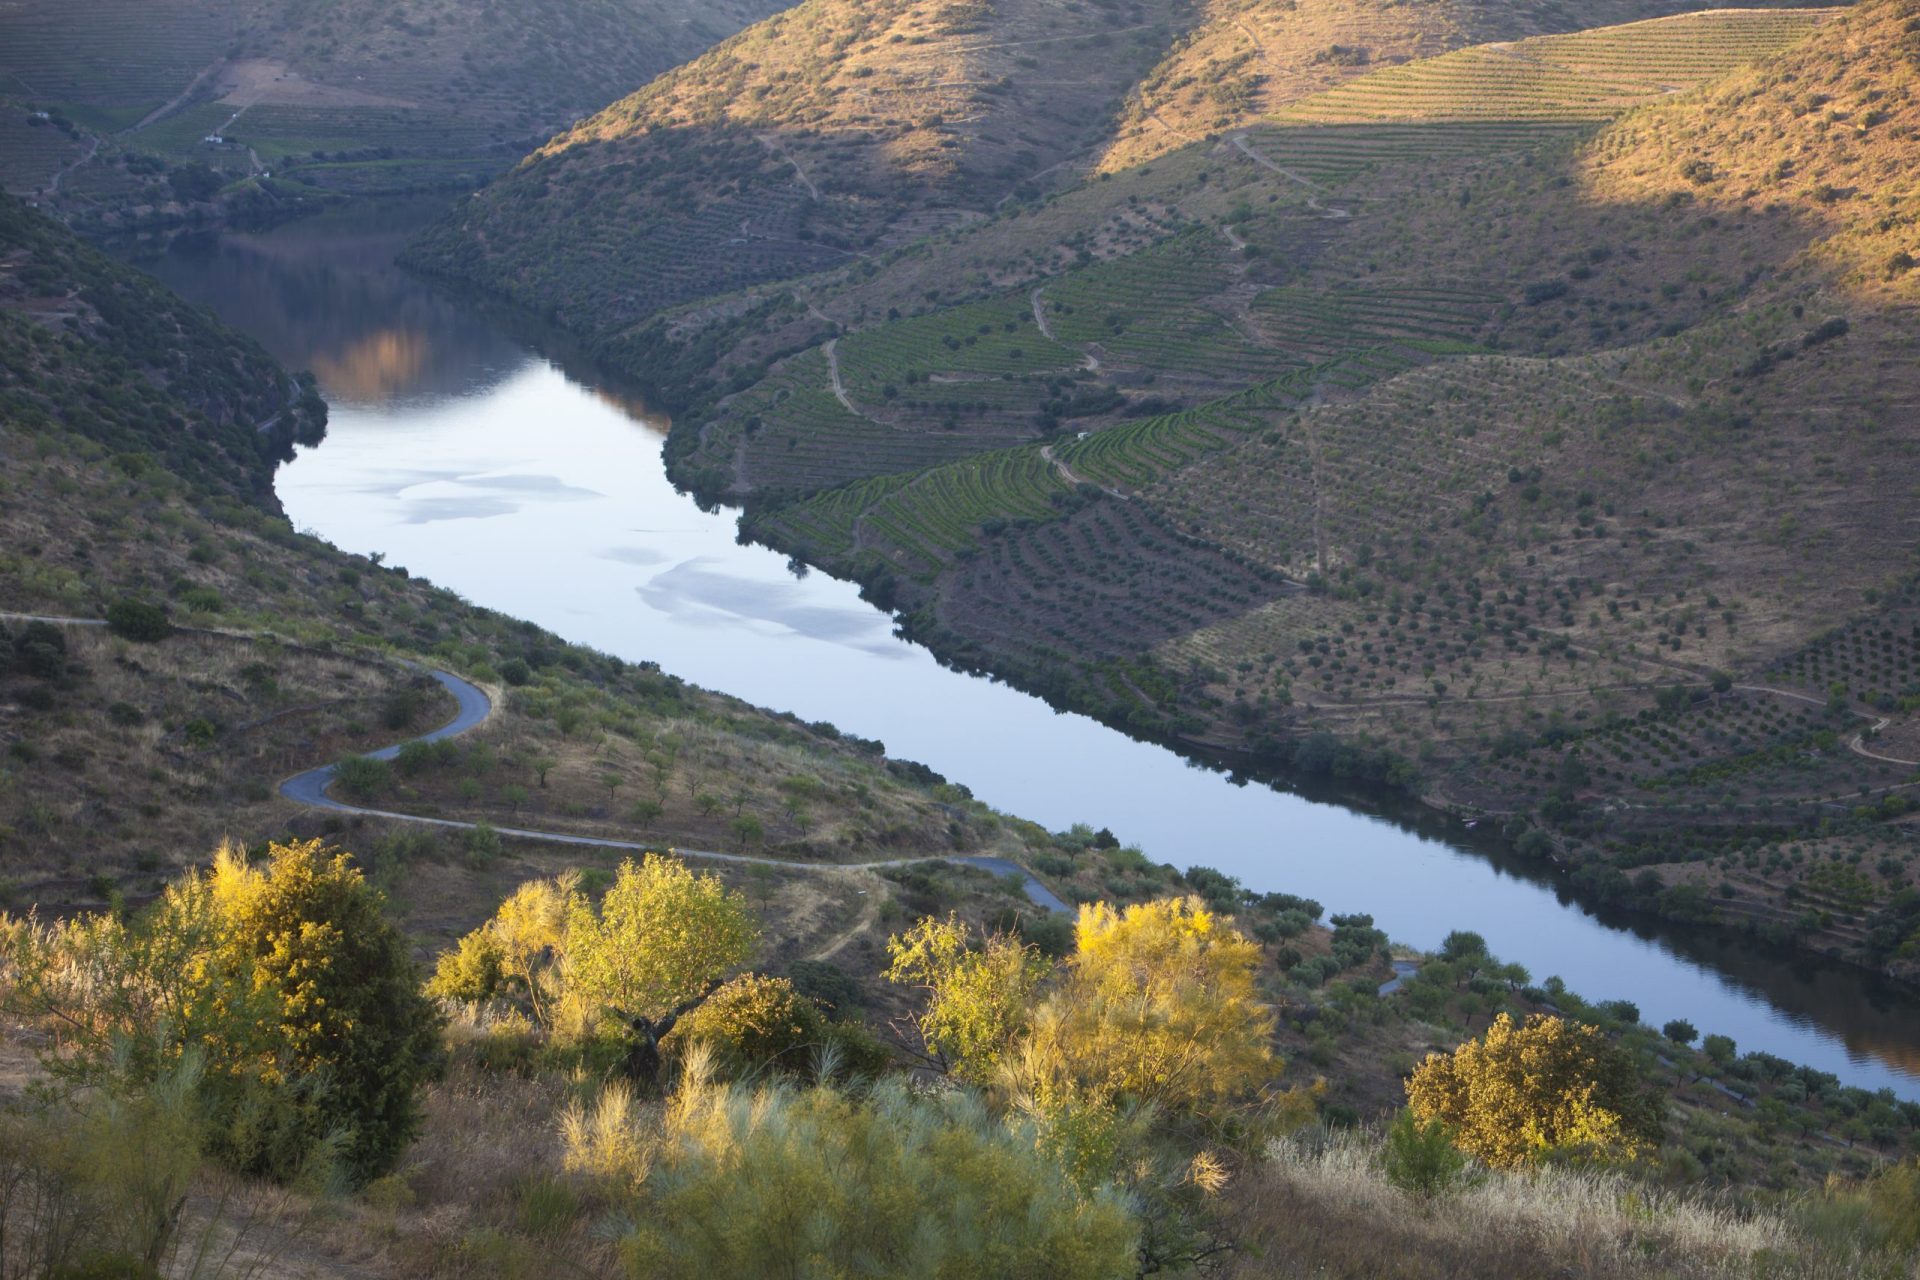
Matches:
[[4, 113, 1920, 1280], [1095, 0, 1819, 171], [0, 0, 786, 223], [407, 0, 1203, 333], [411, 0, 1818, 343], [0, 189, 1041, 926], [419, 1, 1920, 979]]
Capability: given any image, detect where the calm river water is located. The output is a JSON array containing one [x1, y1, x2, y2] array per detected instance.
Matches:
[[129, 205, 1920, 1098]]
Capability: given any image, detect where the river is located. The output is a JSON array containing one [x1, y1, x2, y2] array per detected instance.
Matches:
[[127, 204, 1920, 1099]]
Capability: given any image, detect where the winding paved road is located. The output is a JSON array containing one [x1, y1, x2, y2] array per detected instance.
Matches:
[[278, 666, 1071, 914]]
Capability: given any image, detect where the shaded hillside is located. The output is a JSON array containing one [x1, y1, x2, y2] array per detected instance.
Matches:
[[0, 193, 1032, 923], [0, 190, 323, 501], [0, 0, 786, 217], [497, 2, 1920, 977]]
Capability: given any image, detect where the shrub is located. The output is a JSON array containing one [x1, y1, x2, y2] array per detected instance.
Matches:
[[573, 1072, 1138, 1279], [14, 619, 68, 678], [105, 598, 171, 643], [332, 755, 391, 800], [499, 657, 533, 686], [1406, 1014, 1663, 1169], [3, 841, 443, 1183], [785, 957, 861, 1012], [662, 973, 885, 1080], [1381, 1108, 1469, 1200], [662, 973, 828, 1077]]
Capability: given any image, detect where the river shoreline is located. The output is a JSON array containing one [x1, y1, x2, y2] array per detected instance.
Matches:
[[116, 203, 1920, 1096]]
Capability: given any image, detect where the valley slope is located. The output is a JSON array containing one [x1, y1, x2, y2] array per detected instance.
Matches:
[[418, 0, 1920, 981], [0, 0, 788, 226]]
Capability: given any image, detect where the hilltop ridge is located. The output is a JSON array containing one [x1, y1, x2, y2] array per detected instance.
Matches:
[[410, 0, 1799, 337]]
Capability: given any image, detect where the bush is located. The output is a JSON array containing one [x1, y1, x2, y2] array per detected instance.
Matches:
[[4, 841, 444, 1183], [105, 597, 171, 643], [499, 657, 533, 686], [786, 958, 861, 1012], [1406, 1014, 1663, 1169], [663, 974, 827, 1077], [14, 619, 68, 678], [1381, 1108, 1469, 1200], [570, 1073, 1138, 1279], [663, 973, 887, 1081], [333, 755, 392, 801], [1017, 910, 1076, 957]]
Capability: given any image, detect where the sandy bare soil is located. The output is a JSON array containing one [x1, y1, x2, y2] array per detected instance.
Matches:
[[215, 59, 418, 110]]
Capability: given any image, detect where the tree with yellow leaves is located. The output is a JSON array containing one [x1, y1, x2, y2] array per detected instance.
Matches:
[[1406, 1012, 1664, 1169], [2, 840, 442, 1182], [428, 870, 581, 1031], [432, 855, 758, 1049], [1036, 897, 1277, 1120], [883, 913, 1050, 1083]]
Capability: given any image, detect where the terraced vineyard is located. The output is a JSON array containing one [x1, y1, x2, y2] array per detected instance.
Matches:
[[710, 344, 1047, 498], [1239, 120, 1593, 185], [831, 293, 1084, 427], [1252, 286, 1500, 357], [1271, 8, 1835, 125], [837, 297, 1078, 393], [1041, 232, 1236, 345], [1055, 366, 1330, 493], [939, 500, 1295, 673], [0, 0, 236, 123]]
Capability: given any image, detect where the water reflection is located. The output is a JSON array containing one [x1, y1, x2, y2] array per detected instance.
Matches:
[[120, 201, 525, 407], [117, 206, 1920, 1100], [311, 329, 429, 403]]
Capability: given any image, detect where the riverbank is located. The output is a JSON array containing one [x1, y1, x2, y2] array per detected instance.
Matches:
[[59, 196, 1915, 1096]]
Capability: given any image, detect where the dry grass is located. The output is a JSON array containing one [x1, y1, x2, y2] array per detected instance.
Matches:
[[1224, 1125, 1878, 1279], [0, 622, 447, 910]]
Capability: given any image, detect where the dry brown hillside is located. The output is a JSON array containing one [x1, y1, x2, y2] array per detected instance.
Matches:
[[1095, 0, 1819, 171], [1582, 0, 1920, 298]]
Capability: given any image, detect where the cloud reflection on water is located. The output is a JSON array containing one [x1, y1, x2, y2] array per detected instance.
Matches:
[[636, 558, 908, 657]]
